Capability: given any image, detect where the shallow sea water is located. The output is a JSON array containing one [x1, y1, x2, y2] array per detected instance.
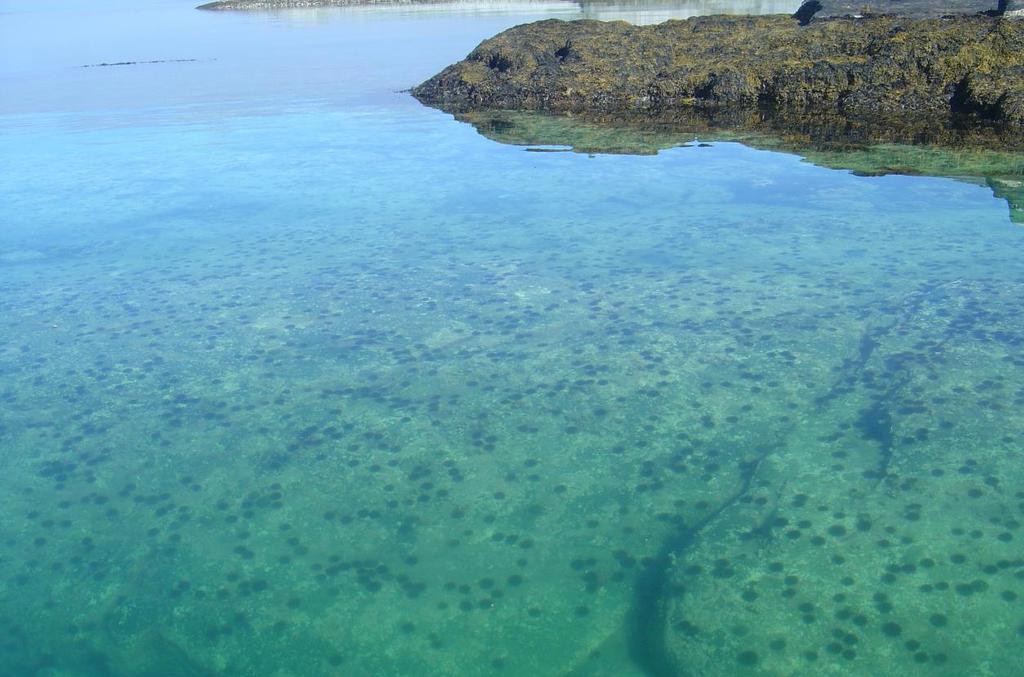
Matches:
[[2, 1, 1024, 676]]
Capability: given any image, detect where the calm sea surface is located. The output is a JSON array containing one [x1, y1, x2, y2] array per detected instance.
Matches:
[[2, 2, 1024, 676]]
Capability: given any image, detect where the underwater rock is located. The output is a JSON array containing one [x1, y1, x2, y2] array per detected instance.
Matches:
[[653, 278, 1024, 677], [412, 14, 1024, 128]]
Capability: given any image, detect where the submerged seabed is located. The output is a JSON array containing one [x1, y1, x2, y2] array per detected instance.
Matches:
[[2, 102, 1024, 677]]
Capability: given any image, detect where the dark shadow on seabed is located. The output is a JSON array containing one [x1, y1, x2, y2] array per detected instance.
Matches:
[[450, 108, 1024, 224]]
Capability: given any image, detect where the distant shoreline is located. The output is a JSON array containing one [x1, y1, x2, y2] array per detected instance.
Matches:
[[197, 0, 574, 10]]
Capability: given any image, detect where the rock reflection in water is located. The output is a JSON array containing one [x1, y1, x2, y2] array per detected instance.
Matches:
[[456, 108, 1024, 223]]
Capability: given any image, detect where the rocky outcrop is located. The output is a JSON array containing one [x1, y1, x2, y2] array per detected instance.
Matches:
[[413, 14, 1024, 128]]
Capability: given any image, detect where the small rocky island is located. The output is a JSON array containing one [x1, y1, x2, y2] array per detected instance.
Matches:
[[413, 11, 1024, 128]]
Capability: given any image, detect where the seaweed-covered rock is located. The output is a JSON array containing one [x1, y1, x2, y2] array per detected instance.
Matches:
[[412, 14, 1024, 127]]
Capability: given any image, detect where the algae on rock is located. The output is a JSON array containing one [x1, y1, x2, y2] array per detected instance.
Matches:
[[413, 14, 1024, 128]]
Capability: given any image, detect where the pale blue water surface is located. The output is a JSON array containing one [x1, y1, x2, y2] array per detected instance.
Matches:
[[2, 2, 1024, 676]]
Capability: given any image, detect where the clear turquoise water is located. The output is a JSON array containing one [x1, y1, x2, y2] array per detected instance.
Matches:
[[2, 2, 1024, 676]]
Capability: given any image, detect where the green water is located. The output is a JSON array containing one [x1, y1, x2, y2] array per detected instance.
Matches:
[[2, 2, 1023, 676]]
